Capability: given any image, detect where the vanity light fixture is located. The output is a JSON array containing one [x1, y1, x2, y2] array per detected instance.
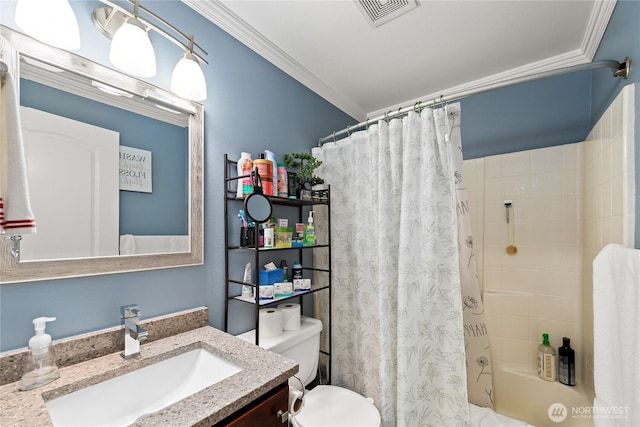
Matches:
[[108, 1, 156, 78], [93, 0, 209, 101], [15, 0, 80, 50], [171, 37, 207, 102]]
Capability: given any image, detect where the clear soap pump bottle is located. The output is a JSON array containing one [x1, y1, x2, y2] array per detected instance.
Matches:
[[19, 317, 60, 390]]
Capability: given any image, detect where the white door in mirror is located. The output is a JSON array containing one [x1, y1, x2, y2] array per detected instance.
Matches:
[[20, 107, 119, 261]]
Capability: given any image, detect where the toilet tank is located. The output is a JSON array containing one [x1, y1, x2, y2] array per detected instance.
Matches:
[[237, 316, 323, 386]]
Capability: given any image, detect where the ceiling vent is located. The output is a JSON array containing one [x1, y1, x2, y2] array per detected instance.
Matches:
[[356, 0, 418, 27]]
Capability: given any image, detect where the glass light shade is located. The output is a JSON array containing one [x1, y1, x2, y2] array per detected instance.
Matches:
[[171, 52, 207, 101], [109, 17, 156, 78], [15, 0, 80, 50]]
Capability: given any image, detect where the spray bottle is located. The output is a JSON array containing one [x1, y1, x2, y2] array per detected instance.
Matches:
[[303, 211, 316, 246]]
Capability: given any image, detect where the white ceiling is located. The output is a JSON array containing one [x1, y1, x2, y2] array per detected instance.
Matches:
[[184, 0, 615, 121]]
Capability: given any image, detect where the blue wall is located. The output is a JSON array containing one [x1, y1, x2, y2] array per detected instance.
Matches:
[[20, 79, 189, 235], [459, 0, 639, 248], [0, 0, 353, 351], [1, 0, 637, 351], [590, 0, 640, 248]]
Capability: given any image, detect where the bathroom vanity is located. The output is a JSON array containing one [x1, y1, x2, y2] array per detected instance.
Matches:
[[0, 308, 297, 426]]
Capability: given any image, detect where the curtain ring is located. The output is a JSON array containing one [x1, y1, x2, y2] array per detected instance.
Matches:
[[332, 132, 336, 143], [365, 117, 370, 131], [346, 125, 351, 136], [439, 95, 446, 109], [414, 101, 422, 113], [318, 138, 323, 147]]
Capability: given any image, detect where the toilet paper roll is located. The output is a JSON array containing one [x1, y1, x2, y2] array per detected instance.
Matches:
[[277, 303, 301, 330], [259, 308, 284, 338], [289, 387, 305, 417]]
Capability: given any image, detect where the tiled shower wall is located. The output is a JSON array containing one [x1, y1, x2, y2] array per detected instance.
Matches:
[[580, 84, 635, 396], [464, 83, 635, 396]]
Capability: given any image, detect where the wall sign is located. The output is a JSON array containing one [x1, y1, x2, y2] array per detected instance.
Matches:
[[119, 146, 152, 193]]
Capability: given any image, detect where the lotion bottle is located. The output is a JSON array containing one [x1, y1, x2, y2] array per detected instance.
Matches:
[[19, 317, 60, 390], [558, 337, 576, 386], [537, 333, 557, 381]]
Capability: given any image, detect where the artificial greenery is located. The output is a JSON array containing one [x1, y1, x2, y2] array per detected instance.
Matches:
[[284, 152, 325, 188]]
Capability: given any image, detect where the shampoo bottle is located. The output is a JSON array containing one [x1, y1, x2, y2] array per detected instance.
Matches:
[[292, 260, 303, 280], [537, 333, 557, 381], [19, 317, 60, 390], [558, 337, 576, 386], [264, 150, 278, 196], [237, 152, 253, 198], [303, 211, 316, 246]]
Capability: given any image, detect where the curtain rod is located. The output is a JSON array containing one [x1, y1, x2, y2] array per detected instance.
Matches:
[[319, 56, 631, 144]]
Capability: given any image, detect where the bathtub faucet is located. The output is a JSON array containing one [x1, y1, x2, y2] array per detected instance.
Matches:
[[121, 304, 148, 359]]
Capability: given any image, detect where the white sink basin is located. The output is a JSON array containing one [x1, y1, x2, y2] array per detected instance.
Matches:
[[45, 348, 242, 427]]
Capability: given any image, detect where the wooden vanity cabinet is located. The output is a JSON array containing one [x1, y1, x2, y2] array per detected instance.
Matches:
[[217, 382, 289, 427]]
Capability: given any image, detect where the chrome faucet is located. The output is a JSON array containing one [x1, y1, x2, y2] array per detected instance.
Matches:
[[121, 304, 148, 359]]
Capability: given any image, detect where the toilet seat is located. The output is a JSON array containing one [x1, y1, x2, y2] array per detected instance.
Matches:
[[291, 385, 381, 427]]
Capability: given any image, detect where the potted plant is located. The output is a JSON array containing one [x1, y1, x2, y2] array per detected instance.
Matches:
[[284, 152, 325, 199]]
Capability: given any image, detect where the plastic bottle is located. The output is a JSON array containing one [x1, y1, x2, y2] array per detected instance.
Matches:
[[264, 224, 274, 248], [242, 263, 253, 299], [280, 260, 288, 282], [237, 152, 253, 198], [303, 211, 316, 246], [253, 154, 273, 196], [558, 337, 576, 386], [19, 317, 60, 390], [292, 260, 303, 280], [277, 163, 288, 198], [537, 333, 557, 381], [264, 150, 278, 196]]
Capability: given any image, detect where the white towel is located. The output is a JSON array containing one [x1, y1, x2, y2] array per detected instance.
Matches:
[[119, 234, 137, 255], [593, 243, 640, 427], [1, 70, 37, 235], [119, 235, 189, 255]]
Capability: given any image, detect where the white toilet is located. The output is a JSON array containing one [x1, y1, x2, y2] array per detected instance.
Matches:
[[239, 316, 381, 427]]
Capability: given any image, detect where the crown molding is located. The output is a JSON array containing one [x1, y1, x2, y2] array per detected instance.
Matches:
[[367, 0, 616, 118], [183, 0, 615, 122], [182, 0, 366, 120], [367, 49, 592, 118], [580, 0, 617, 60]]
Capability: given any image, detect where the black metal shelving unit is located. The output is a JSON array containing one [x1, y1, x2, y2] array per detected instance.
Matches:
[[223, 154, 332, 383]]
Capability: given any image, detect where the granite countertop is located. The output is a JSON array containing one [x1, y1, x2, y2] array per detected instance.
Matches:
[[0, 326, 298, 426]]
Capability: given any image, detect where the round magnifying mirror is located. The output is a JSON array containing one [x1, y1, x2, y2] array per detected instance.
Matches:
[[245, 193, 272, 223]]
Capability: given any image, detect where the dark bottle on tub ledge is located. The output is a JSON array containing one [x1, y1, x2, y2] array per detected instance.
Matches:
[[558, 337, 576, 386]]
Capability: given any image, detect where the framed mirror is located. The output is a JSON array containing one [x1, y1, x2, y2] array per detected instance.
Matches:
[[0, 25, 203, 283]]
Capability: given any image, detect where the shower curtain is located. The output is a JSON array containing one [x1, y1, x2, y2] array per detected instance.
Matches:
[[447, 107, 494, 408], [312, 104, 470, 426]]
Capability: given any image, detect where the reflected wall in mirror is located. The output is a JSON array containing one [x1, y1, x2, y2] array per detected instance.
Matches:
[[0, 25, 203, 283]]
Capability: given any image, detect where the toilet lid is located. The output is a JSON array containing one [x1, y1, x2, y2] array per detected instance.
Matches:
[[293, 385, 381, 427]]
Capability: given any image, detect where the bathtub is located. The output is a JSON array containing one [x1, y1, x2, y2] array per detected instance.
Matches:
[[493, 365, 594, 427]]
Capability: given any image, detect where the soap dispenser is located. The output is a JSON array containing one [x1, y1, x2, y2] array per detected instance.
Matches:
[[19, 317, 60, 390]]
